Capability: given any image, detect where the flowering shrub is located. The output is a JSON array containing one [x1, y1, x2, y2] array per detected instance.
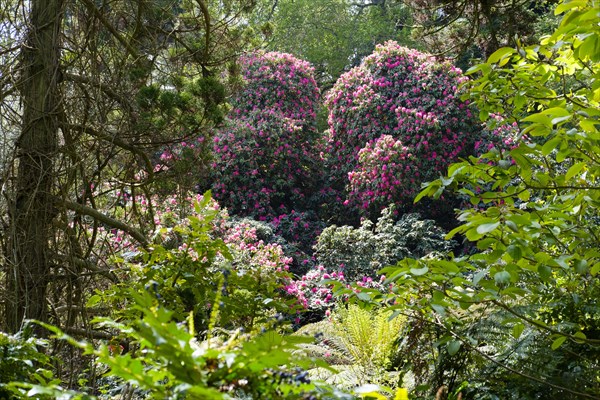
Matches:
[[271, 209, 325, 254], [212, 52, 322, 222], [231, 52, 320, 123], [284, 265, 388, 317], [212, 110, 321, 219], [93, 192, 299, 332], [281, 208, 454, 320], [324, 41, 481, 215], [348, 135, 419, 215]]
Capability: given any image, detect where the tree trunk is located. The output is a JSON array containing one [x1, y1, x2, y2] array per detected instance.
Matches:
[[4, 0, 63, 333]]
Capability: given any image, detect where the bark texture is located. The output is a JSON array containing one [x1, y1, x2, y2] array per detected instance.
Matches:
[[5, 0, 63, 332]]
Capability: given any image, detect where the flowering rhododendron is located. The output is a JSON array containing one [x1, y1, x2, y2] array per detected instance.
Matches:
[[324, 41, 482, 215], [271, 209, 325, 254], [212, 52, 322, 221], [232, 52, 319, 123], [284, 265, 388, 316]]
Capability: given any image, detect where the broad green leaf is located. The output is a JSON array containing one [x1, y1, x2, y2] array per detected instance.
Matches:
[[518, 190, 531, 202], [445, 225, 465, 240], [477, 221, 500, 234], [507, 245, 523, 260], [410, 266, 429, 276], [573, 331, 587, 343], [523, 113, 552, 127], [551, 335, 567, 350], [538, 264, 553, 281], [512, 323, 525, 339], [494, 270, 511, 285], [578, 33, 600, 62], [506, 220, 519, 232], [574, 259, 588, 274], [565, 162, 585, 181], [447, 340, 461, 356], [465, 228, 483, 241], [542, 136, 562, 156], [555, 1, 587, 15], [356, 291, 372, 302], [488, 47, 515, 64], [86, 294, 101, 307], [432, 290, 445, 303], [414, 184, 436, 203], [551, 115, 572, 125]]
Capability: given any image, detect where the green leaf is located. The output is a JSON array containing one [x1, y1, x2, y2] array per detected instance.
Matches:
[[506, 220, 519, 232], [573, 331, 587, 343], [356, 291, 372, 302], [445, 225, 465, 240], [565, 162, 585, 181], [410, 266, 429, 276], [555, 1, 586, 15], [578, 32, 600, 61], [494, 270, 511, 285], [476, 221, 500, 234], [591, 262, 600, 276], [86, 294, 101, 307], [432, 290, 445, 303], [551, 115, 572, 125], [414, 184, 436, 203], [538, 264, 553, 281], [523, 113, 552, 127], [487, 47, 515, 64], [447, 340, 461, 356], [512, 323, 525, 339], [507, 245, 523, 261], [551, 335, 567, 350], [518, 190, 531, 202], [542, 136, 562, 156], [574, 259, 588, 274]]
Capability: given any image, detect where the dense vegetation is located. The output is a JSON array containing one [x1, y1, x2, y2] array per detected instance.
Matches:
[[0, 0, 598, 399]]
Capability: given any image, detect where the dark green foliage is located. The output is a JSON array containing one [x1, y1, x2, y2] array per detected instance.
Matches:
[[37, 291, 338, 400], [0, 331, 52, 398], [315, 207, 454, 282], [376, 1, 600, 397]]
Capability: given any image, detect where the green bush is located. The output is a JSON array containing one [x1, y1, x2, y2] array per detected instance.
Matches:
[[314, 207, 454, 282]]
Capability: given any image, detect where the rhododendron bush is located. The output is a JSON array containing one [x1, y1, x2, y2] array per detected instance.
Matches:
[[212, 52, 322, 223], [324, 41, 483, 216], [230, 52, 319, 122], [314, 206, 454, 282], [211, 110, 320, 220]]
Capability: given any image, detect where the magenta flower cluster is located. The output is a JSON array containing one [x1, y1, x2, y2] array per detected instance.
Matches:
[[475, 113, 521, 157], [271, 209, 325, 254], [324, 41, 481, 214], [231, 52, 320, 123], [212, 52, 321, 220], [284, 265, 388, 314]]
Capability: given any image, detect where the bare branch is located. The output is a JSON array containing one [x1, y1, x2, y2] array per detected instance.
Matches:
[[59, 198, 149, 247], [78, 0, 140, 59]]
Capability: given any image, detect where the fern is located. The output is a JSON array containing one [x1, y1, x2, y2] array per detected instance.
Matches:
[[298, 305, 405, 390], [335, 305, 405, 370]]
